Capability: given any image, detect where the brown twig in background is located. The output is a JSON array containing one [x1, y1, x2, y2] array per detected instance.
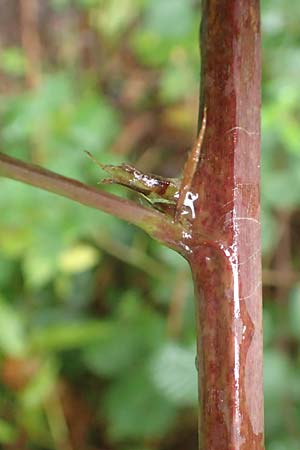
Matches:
[[20, 0, 42, 88]]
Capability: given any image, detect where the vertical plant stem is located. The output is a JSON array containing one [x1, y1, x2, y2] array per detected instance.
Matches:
[[186, 1, 264, 448]]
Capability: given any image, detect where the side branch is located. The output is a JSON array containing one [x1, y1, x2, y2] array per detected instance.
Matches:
[[0, 152, 183, 251]]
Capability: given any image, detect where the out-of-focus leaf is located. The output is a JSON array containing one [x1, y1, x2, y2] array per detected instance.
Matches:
[[144, 0, 195, 38], [67, 94, 121, 156], [288, 284, 300, 339], [77, 0, 100, 7], [157, 245, 188, 270], [0, 257, 15, 287], [83, 291, 165, 376], [263, 170, 300, 209], [17, 404, 49, 447], [268, 440, 300, 450], [264, 350, 291, 402], [82, 325, 140, 377], [103, 367, 176, 441], [58, 244, 100, 274], [20, 358, 58, 408], [131, 31, 173, 67], [0, 47, 26, 76], [92, 0, 139, 37], [2, 74, 72, 143], [263, 307, 276, 347], [0, 224, 32, 259], [159, 60, 197, 103], [261, 209, 278, 254], [149, 342, 197, 406], [281, 114, 300, 154], [262, 7, 284, 34], [22, 248, 57, 288], [0, 296, 26, 356], [264, 349, 293, 439], [29, 320, 113, 352], [0, 419, 17, 444], [50, 0, 71, 9]]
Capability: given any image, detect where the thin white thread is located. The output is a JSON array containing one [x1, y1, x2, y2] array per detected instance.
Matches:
[[225, 126, 258, 137], [238, 248, 260, 266], [239, 281, 262, 301]]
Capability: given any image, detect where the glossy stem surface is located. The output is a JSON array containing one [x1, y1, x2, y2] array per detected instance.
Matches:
[[186, 1, 264, 448]]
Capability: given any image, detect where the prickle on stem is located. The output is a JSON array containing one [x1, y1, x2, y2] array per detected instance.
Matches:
[[175, 107, 207, 222]]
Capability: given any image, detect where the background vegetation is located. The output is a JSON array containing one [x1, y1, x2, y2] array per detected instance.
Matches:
[[0, 0, 299, 449]]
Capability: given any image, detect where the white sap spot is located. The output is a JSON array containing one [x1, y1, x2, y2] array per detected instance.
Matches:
[[183, 192, 198, 219], [242, 325, 247, 341], [225, 126, 258, 137], [179, 230, 193, 254], [182, 231, 192, 240]]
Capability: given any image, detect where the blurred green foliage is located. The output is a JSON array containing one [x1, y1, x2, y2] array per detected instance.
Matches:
[[0, 0, 300, 449]]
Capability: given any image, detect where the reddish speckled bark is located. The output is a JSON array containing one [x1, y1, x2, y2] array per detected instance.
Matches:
[[184, 1, 264, 449]]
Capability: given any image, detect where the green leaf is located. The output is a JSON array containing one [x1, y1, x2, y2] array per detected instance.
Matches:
[[0, 419, 17, 444], [263, 308, 276, 347], [263, 169, 300, 209], [0, 296, 26, 356], [103, 367, 177, 440], [159, 61, 197, 103], [68, 94, 120, 155], [92, 0, 139, 38], [20, 358, 58, 408], [29, 320, 113, 352], [149, 342, 198, 406], [144, 0, 195, 38], [83, 292, 165, 376], [50, 0, 71, 9], [58, 244, 100, 274], [261, 209, 278, 254], [0, 47, 26, 76], [157, 245, 188, 270], [264, 350, 294, 439], [268, 440, 300, 450], [22, 248, 57, 288], [2, 74, 73, 143], [288, 285, 300, 339], [82, 325, 142, 377], [264, 350, 291, 402]]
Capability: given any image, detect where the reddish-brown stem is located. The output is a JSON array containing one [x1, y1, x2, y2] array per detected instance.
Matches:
[[182, 1, 264, 449], [0, 3, 264, 446], [0, 152, 184, 253]]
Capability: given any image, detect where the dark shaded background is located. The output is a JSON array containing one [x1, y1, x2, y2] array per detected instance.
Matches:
[[0, 1, 299, 449]]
